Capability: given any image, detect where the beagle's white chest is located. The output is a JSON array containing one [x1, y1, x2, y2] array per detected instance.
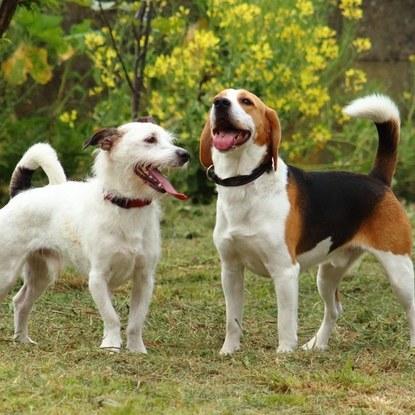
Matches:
[[213, 181, 292, 277]]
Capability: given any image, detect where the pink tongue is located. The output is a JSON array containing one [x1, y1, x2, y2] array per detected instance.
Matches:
[[213, 131, 237, 151], [151, 168, 188, 201]]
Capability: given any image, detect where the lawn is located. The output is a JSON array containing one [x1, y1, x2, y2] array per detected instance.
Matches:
[[1, 200, 415, 414]]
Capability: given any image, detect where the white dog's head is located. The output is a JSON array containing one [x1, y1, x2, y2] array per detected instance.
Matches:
[[85, 121, 189, 200]]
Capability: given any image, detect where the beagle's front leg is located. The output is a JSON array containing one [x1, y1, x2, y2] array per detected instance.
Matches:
[[271, 263, 300, 352], [219, 260, 245, 355]]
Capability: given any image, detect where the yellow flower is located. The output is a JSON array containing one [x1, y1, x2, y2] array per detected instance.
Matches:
[[299, 87, 330, 116], [314, 26, 336, 39], [101, 72, 116, 88], [345, 68, 367, 92], [59, 110, 77, 128], [296, 0, 314, 17], [409, 54, 415, 63], [88, 86, 103, 97], [305, 46, 326, 70], [339, 0, 363, 20], [352, 37, 372, 53], [84, 32, 105, 49], [333, 104, 350, 124], [311, 125, 331, 147]]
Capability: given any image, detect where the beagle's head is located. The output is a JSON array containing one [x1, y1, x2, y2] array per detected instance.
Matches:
[[199, 89, 281, 170]]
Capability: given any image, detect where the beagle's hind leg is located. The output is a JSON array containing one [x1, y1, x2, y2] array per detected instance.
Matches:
[[303, 249, 362, 351], [372, 250, 415, 347]]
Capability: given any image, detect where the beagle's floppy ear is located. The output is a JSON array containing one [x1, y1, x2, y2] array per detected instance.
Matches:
[[265, 107, 281, 170], [83, 128, 121, 151], [199, 114, 213, 168]]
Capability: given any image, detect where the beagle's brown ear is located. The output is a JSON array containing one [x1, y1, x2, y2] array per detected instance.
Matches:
[[265, 107, 281, 170], [83, 128, 121, 151], [199, 114, 213, 168]]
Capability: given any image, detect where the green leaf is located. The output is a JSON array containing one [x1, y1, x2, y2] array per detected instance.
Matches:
[[15, 8, 65, 51], [27, 46, 53, 84]]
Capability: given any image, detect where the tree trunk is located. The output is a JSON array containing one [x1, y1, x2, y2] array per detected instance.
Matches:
[[0, 0, 19, 38]]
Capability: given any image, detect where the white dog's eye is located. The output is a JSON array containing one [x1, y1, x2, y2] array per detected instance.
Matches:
[[144, 135, 157, 144]]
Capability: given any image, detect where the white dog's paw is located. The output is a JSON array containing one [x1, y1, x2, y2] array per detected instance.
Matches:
[[13, 333, 37, 345], [302, 337, 328, 351], [126, 340, 147, 354], [219, 341, 240, 356], [276, 343, 296, 353], [100, 335, 121, 353], [100, 345, 121, 353]]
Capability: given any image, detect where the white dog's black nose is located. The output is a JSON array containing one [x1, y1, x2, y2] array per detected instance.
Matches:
[[176, 149, 190, 164], [214, 98, 231, 110]]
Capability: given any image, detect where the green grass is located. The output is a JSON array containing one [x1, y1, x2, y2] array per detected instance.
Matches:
[[1, 200, 415, 414]]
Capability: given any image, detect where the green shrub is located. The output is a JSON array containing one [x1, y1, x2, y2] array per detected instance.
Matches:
[[1, 0, 413, 203]]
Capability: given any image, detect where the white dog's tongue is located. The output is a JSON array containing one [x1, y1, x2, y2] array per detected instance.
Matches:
[[151, 168, 188, 200], [213, 131, 238, 151]]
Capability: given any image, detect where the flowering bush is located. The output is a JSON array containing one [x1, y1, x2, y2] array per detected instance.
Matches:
[[0, 0, 384, 202], [141, 0, 372, 198]]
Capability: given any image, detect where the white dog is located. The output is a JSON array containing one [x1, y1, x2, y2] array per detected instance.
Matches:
[[0, 121, 189, 352], [200, 89, 414, 354]]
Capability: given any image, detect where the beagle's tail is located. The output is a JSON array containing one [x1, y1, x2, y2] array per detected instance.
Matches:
[[10, 143, 66, 198], [343, 94, 400, 187]]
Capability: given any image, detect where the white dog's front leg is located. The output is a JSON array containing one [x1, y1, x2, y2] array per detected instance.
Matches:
[[220, 261, 244, 355], [126, 270, 154, 353], [271, 264, 300, 353], [88, 270, 121, 352]]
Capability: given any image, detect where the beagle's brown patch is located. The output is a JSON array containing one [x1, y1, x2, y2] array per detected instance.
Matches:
[[285, 180, 303, 262], [353, 190, 412, 255]]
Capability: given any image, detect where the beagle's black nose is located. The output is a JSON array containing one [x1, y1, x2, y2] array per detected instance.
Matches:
[[176, 149, 190, 164], [214, 98, 231, 110]]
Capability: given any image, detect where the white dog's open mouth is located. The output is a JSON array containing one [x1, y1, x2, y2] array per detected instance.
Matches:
[[134, 165, 188, 200], [212, 128, 251, 151]]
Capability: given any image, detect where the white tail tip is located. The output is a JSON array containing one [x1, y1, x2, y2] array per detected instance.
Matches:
[[343, 94, 400, 125]]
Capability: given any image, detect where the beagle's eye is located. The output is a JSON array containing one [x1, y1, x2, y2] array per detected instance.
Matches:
[[241, 98, 254, 106], [144, 135, 157, 144]]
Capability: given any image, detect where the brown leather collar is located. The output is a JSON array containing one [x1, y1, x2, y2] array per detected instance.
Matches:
[[104, 192, 152, 209]]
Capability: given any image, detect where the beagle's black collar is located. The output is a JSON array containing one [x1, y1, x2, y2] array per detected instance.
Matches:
[[206, 160, 273, 187]]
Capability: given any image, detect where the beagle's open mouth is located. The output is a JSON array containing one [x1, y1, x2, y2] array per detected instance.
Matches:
[[134, 165, 188, 200], [212, 128, 251, 151]]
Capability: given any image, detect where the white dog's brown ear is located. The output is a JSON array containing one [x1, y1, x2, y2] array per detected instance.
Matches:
[[83, 128, 121, 151], [135, 115, 156, 123], [265, 107, 281, 170], [199, 115, 213, 168]]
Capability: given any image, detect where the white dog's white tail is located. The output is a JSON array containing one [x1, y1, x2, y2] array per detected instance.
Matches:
[[10, 143, 66, 198], [343, 94, 400, 186]]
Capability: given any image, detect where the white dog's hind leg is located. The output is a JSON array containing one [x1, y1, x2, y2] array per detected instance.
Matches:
[[13, 253, 57, 344], [126, 270, 154, 353], [303, 250, 362, 351], [0, 258, 23, 302], [220, 261, 245, 355], [373, 250, 415, 347], [272, 264, 300, 353], [88, 270, 121, 352]]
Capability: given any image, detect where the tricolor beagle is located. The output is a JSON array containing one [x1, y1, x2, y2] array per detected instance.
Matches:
[[199, 89, 414, 353]]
